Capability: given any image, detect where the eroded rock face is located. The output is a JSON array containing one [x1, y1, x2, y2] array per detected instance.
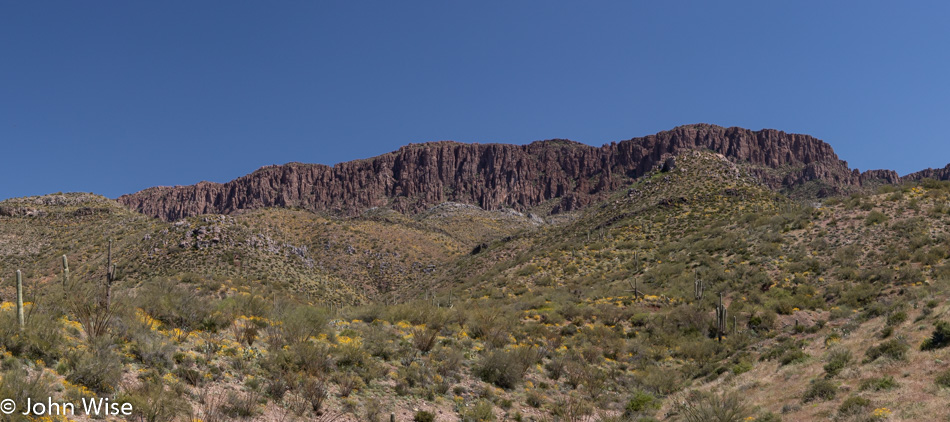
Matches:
[[904, 164, 950, 182], [118, 124, 901, 221]]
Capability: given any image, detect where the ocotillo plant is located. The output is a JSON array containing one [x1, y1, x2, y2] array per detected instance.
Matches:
[[716, 292, 727, 343], [15, 270, 24, 331]]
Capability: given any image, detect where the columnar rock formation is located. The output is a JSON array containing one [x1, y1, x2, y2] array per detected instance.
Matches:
[[118, 124, 901, 221]]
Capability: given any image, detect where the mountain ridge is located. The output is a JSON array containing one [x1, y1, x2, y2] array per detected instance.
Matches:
[[118, 124, 909, 221]]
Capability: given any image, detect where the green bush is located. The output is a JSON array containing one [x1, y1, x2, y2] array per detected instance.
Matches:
[[823, 348, 852, 377], [760, 338, 807, 365], [277, 305, 331, 347], [935, 370, 950, 388], [779, 349, 809, 366], [0, 366, 56, 414], [473, 346, 540, 389], [859, 376, 898, 391], [0, 308, 67, 363], [802, 379, 837, 403], [865, 211, 888, 226], [753, 412, 782, 422], [624, 390, 660, 416], [459, 399, 495, 421], [120, 378, 192, 422], [138, 277, 213, 330], [61, 338, 124, 393], [921, 320, 950, 351], [837, 395, 871, 418], [677, 391, 751, 422], [865, 338, 909, 362], [413, 410, 436, 422]]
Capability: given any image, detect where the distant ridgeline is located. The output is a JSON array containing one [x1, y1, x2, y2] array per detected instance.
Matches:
[[117, 124, 946, 221]]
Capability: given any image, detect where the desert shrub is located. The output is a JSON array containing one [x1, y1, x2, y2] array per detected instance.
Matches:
[[859, 376, 898, 391], [544, 355, 567, 380], [473, 346, 540, 389], [516, 264, 540, 277], [837, 396, 871, 418], [361, 323, 401, 360], [753, 412, 782, 422], [747, 310, 775, 332], [397, 361, 430, 390], [0, 307, 67, 363], [525, 389, 544, 408], [551, 394, 593, 421], [173, 366, 204, 387], [275, 305, 330, 347], [430, 346, 464, 378], [459, 399, 495, 421], [921, 320, 950, 351], [362, 398, 386, 422], [715, 349, 743, 371], [297, 376, 329, 414], [221, 290, 272, 321], [641, 366, 683, 396], [385, 302, 450, 330], [128, 328, 175, 370], [865, 339, 909, 362], [468, 309, 514, 348], [779, 349, 809, 366], [61, 338, 124, 393], [823, 348, 852, 377], [624, 390, 660, 416], [411, 327, 440, 353], [221, 388, 261, 418], [802, 379, 837, 403], [334, 337, 371, 371], [840, 283, 880, 308], [936, 370, 950, 388], [333, 371, 364, 397], [886, 310, 908, 327], [0, 366, 56, 414], [414, 410, 436, 422], [270, 341, 333, 376], [760, 338, 808, 366], [120, 378, 191, 422], [138, 277, 214, 330], [865, 211, 888, 226], [677, 391, 751, 422]]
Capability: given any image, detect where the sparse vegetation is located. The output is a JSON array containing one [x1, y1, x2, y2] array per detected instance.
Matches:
[[1, 155, 950, 419]]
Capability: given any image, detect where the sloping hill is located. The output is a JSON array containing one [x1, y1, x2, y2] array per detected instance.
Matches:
[[3, 151, 950, 421]]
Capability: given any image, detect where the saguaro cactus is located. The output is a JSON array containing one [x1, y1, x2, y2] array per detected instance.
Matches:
[[62, 254, 69, 294], [716, 292, 727, 343], [104, 240, 115, 308], [15, 270, 24, 331], [694, 278, 705, 301], [626, 279, 640, 301]]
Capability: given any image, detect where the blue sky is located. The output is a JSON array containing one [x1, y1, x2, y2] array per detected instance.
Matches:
[[2, 2, 949, 200]]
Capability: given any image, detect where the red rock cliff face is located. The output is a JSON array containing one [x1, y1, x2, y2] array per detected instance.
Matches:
[[118, 124, 900, 221]]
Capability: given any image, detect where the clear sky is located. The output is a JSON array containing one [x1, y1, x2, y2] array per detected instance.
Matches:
[[2, 2, 949, 200]]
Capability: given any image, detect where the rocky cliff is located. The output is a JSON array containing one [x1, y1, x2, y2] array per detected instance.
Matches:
[[904, 164, 950, 182], [118, 124, 901, 221]]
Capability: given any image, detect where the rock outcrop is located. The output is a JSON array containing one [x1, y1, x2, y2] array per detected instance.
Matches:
[[904, 164, 950, 182], [118, 124, 901, 221]]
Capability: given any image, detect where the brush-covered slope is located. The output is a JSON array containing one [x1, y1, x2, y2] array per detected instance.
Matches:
[[118, 124, 900, 221], [5, 152, 950, 421], [0, 193, 540, 305]]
